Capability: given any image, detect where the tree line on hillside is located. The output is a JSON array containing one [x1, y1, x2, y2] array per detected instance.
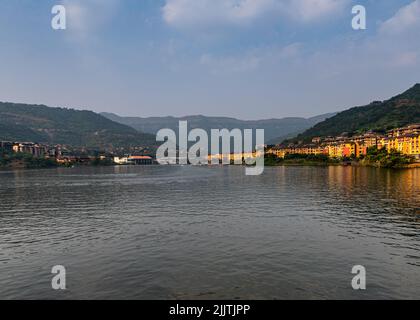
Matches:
[[285, 84, 420, 145]]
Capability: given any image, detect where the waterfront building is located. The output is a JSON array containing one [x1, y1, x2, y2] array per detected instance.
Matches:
[[386, 134, 420, 159], [12, 142, 48, 158], [127, 156, 153, 165], [114, 155, 153, 165], [208, 151, 263, 163], [113, 156, 129, 165]]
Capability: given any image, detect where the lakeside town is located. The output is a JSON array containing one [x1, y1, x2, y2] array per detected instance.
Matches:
[[1, 123, 420, 169], [267, 124, 420, 162], [0, 142, 155, 168]]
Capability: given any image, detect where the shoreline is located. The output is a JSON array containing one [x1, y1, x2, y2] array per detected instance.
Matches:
[[2, 162, 420, 171], [265, 161, 420, 169]]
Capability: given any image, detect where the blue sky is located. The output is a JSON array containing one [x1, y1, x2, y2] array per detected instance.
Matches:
[[0, 0, 419, 119]]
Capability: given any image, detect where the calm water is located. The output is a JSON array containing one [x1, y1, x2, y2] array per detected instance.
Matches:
[[0, 165, 419, 300]]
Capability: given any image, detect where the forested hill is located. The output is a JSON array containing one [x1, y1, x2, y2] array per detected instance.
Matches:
[[0, 102, 156, 149], [288, 83, 420, 143]]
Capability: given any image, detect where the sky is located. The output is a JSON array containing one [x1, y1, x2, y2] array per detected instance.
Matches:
[[0, 0, 419, 120]]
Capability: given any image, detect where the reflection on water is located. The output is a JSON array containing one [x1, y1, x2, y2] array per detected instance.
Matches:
[[0, 166, 419, 299]]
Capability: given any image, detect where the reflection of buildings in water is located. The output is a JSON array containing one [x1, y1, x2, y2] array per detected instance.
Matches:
[[326, 166, 420, 216], [384, 169, 420, 203]]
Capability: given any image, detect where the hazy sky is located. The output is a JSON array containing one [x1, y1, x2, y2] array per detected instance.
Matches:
[[0, 0, 419, 119]]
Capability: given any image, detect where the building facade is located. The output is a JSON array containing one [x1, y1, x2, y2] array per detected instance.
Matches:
[[114, 155, 153, 165]]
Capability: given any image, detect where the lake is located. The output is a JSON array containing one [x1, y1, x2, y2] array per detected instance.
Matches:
[[0, 165, 419, 299]]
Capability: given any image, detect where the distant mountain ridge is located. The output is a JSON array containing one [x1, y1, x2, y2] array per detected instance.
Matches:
[[0, 101, 334, 150], [101, 112, 336, 144], [4, 83, 417, 151], [287, 83, 420, 144], [0, 102, 156, 149]]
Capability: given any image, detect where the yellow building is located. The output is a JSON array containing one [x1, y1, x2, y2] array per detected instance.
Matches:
[[387, 134, 420, 159], [266, 148, 286, 158], [208, 151, 263, 163], [411, 135, 420, 157]]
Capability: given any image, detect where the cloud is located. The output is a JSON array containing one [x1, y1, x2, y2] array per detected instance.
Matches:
[[374, 0, 420, 67], [379, 0, 420, 35], [199, 43, 302, 74], [163, 0, 277, 28], [200, 53, 261, 74], [387, 51, 417, 68], [162, 0, 349, 29], [286, 0, 348, 21], [62, 0, 120, 40], [276, 42, 303, 58]]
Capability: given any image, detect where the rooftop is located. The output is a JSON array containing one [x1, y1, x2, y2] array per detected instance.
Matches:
[[128, 156, 153, 160]]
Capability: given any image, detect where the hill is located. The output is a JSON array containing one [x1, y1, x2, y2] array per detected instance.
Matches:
[[0, 102, 156, 149], [288, 84, 420, 143], [101, 112, 336, 144]]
